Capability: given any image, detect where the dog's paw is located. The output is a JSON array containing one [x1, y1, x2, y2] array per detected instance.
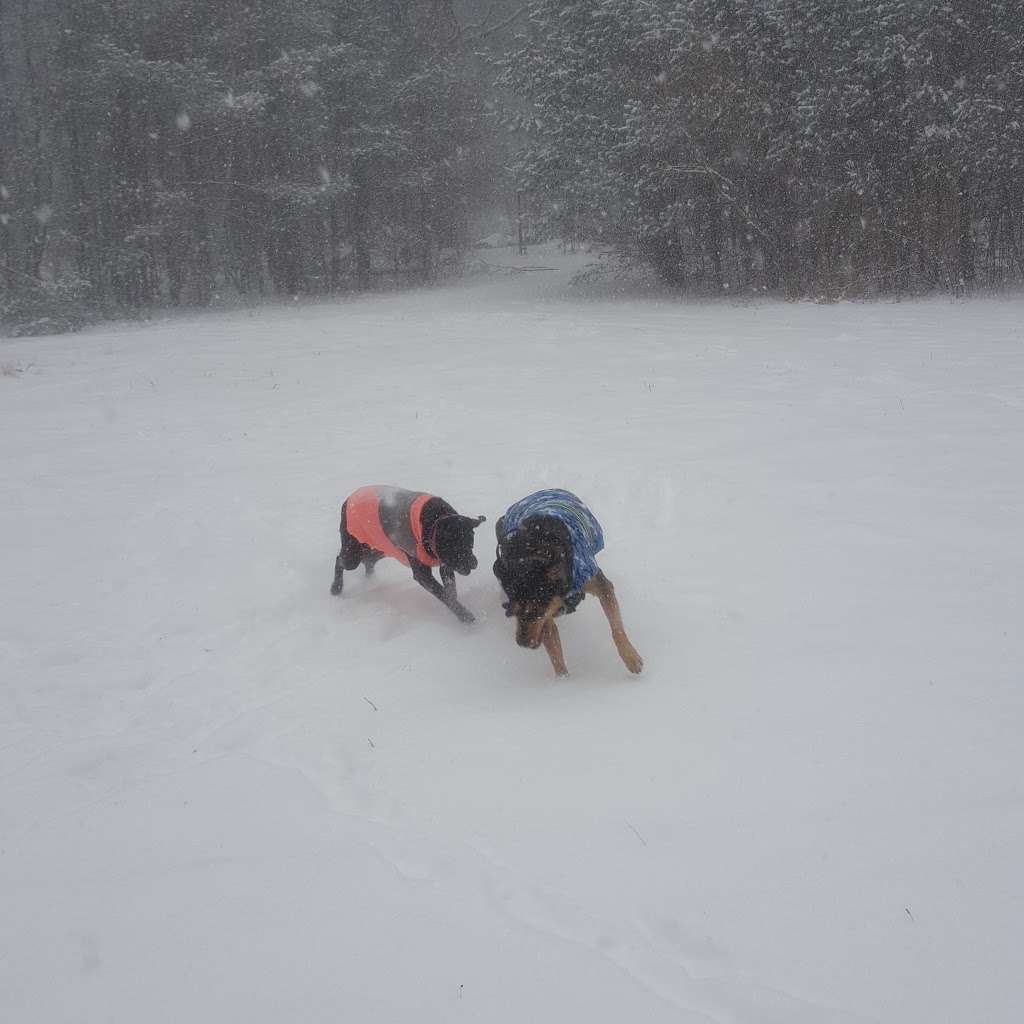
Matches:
[[456, 607, 475, 624], [330, 581, 343, 596], [621, 646, 644, 675]]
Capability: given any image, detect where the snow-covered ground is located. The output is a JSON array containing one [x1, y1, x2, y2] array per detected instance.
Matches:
[[3, 253, 1023, 1023]]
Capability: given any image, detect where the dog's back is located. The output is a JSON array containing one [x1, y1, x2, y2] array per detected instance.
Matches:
[[345, 485, 439, 567], [498, 489, 604, 594]]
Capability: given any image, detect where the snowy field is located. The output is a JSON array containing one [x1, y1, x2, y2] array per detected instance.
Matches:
[[3, 253, 1023, 1023]]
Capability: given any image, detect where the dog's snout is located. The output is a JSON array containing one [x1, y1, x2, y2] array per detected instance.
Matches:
[[515, 619, 543, 649]]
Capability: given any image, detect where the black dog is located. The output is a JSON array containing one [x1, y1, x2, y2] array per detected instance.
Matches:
[[331, 485, 484, 622], [493, 489, 643, 676]]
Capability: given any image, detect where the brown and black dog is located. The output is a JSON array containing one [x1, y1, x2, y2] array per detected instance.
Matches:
[[332, 485, 485, 622], [493, 489, 643, 677]]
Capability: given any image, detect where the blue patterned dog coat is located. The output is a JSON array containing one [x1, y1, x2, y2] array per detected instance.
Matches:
[[499, 489, 604, 595]]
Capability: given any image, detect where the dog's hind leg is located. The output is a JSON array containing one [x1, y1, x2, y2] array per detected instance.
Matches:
[[584, 571, 644, 674], [331, 503, 363, 595], [330, 551, 346, 595], [411, 560, 474, 623], [541, 620, 569, 677], [363, 551, 385, 576]]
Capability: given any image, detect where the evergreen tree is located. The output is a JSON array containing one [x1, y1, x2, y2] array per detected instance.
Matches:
[[500, 0, 1024, 296], [1, 0, 490, 331]]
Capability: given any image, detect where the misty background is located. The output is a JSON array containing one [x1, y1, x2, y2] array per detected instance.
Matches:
[[2, 0, 1023, 335]]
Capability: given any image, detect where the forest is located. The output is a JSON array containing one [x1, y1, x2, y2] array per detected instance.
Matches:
[[2, 0, 1023, 332]]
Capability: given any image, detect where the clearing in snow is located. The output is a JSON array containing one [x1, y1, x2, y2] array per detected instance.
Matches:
[[2, 254, 1023, 1023]]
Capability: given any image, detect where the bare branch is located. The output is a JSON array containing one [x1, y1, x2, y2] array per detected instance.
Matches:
[[449, 3, 529, 44]]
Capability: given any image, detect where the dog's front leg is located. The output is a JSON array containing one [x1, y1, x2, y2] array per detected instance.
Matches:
[[439, 563, 457, 597], [541, 620, 569, 677], [411, 560, 475, 623], [439, 564, 471, 615], [584, 571, 643, 674]]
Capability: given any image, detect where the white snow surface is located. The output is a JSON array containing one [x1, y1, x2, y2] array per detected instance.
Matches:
[[3, 253, 1023, 1023]]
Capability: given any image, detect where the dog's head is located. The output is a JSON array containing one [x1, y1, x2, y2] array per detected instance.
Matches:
[[494, 519, 572, 649], [433, 514, 486, 575]]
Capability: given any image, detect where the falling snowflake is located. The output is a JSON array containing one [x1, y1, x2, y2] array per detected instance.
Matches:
[[176, 111, 192, 131]]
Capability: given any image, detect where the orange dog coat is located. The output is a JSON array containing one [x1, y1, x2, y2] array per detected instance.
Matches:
[[345, 485, 440, 568]]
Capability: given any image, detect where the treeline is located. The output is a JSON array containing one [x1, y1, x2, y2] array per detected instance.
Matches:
[[501, 0, 1024, 297], [3, 2, 1024, 333], [0, 0, 500, 332]]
